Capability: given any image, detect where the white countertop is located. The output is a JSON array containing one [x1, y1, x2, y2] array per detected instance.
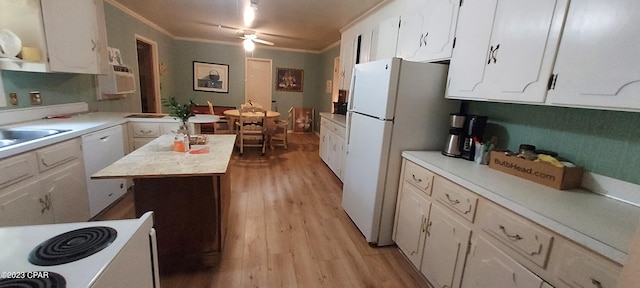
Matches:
[[92, 134, 235, 178], [319, 112, 346, 127], [402, 151, 640, 265], [0, 110, 182, 159]]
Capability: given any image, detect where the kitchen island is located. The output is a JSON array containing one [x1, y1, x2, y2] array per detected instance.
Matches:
[[92, 134, 235, 272]]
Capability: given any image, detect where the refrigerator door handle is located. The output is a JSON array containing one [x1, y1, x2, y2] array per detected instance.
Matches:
[[345, 71, 357, 151]]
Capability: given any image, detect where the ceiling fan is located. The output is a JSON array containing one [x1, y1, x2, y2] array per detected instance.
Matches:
[[236, 32, 274, 46]]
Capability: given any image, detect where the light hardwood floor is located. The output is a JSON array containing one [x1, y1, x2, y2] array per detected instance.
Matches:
[[95, 133, 430, 288]]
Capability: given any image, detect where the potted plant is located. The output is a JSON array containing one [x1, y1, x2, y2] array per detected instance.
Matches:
[[162, 97, 196, 135]]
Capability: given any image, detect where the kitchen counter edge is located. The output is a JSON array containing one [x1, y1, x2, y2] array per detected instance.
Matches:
[[0, 113, 180, 159], [402, 151, 640, 265]]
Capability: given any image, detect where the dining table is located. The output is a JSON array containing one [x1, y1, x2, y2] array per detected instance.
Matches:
[[223, 109, 281, 133]]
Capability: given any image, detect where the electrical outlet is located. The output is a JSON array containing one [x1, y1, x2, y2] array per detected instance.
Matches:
[[9, 93, 18, 105], [30, 91, 42, 105]]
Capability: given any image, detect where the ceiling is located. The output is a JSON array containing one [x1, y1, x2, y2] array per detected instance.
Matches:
[[109, 0, 386, 52]]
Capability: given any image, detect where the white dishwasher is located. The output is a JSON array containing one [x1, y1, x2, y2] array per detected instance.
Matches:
[[82, 125, 126, 217]]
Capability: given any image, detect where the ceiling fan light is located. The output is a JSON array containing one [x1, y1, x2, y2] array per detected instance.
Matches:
[[244, 5, 256, 26], [243, 38, 255, 51]]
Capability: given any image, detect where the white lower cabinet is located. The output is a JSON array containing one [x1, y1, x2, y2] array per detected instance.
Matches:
[[42, 160, 90, 223], [0, 178, 53, 226], [0, 139, 89, 226], [421, 204, 471, 288], [393, 182, 432, 268], [319, 115, 346, 181], [394, 157, 622, 288], [462, 234, 547, 288], [129, 121, 180, 150], [554, 243, 620, 288]]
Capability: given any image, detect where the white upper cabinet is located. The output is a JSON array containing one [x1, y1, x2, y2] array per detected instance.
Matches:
[[41, 0, 108, 74], [546, 0, 640, 111], [397, 0, 460, 62], [0, 0, 107, 74], [371, 16, 400, 61], [447, 0, 568, 103]]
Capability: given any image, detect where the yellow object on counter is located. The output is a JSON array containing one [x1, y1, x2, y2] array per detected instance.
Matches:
[[535, 154, 564, 168], [21, 47, 41, 62]]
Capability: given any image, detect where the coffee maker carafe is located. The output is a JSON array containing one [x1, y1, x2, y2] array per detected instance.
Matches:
[[460, 115, 488, 161], [442, 114, 465, 157]]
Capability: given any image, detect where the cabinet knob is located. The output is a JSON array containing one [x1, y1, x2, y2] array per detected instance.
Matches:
[[419, 32, 429, 47], [488, 44, 500, 64]]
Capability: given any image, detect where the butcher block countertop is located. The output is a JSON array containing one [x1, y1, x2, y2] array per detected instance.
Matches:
[[92, 134, 236, 178]]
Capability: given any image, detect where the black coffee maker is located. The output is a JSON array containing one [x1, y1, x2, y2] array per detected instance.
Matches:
[[333, 90, 348, 115], [460, 115, 488, 161]]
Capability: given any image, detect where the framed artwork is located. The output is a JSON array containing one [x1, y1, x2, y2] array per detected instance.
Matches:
[[293, 108, 314, 133], [193, 61, 229, 93], [276, 68, 304, 92]]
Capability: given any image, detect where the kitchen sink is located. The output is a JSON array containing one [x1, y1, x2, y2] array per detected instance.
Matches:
[[0, 128, 71, 149]]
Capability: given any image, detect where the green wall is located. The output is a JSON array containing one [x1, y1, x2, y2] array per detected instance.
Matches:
[[0, 2, 334, 126], [467, 102, 640, 185], [1, 3, 638, 186]]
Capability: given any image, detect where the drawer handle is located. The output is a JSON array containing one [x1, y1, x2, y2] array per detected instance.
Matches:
[[445, 193, 460, 205], [0, 172, 30, 186], [499, 225, 523, 241], [445, 194, 473, 215], [499, 225, 544, 256], [140, 129, 153, 134], [411, 174, 423, 184], [42, 157, 70, 168], [591, 278, 603, 288]]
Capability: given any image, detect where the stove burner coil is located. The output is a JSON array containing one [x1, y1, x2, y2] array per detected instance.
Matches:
[[0, 272, 66, 288], [28, 226, 117, 266]]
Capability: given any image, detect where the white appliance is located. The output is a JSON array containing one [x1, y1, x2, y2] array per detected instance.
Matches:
[[0, 212, 160, 287], [82, 125, 126, 217], [97, 64, 136, 99], [342, 57, 459, 245]]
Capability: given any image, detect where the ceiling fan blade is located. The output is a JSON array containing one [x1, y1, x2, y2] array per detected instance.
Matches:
[[253, 38, 274, 46]]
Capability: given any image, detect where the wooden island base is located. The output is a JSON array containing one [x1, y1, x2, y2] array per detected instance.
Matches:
[[133, 174, 230, 273]]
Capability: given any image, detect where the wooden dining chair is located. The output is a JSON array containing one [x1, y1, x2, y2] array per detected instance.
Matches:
[[208, 101, 232, 134], [240, 100, 263, 109], [269, 119, 288, 150], [236, 106, 267, 155]]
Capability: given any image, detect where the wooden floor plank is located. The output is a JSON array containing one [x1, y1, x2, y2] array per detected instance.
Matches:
[[95, 133, 430, 288]]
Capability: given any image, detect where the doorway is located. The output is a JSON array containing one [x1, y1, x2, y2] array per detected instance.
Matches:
[[135, 35, 160, 113], [245, 58, 272, 110]]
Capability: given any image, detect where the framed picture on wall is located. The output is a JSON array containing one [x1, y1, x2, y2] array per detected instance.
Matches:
[[276, 68, 304, 92], [293, 108, 314, 133], [193, 61, 229, 93]]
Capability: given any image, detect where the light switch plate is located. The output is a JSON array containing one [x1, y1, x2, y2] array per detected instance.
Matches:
[[9, 93, 18, 105], [30, 91, 42, 105]]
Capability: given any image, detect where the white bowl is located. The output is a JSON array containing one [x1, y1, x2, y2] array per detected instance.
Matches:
[[0, 29, 22, 57]]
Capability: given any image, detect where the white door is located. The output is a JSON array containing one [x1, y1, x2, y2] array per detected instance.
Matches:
[[394, 183, 432, 268], [547, 0, 640, 111], [342, 112, 393, 243], [486, 0, 565, 102], [421, 205, 471, 288], [41, 0, 101, 74], [245, 58, 272, 109], [372, 17, 400, 61], [398, 0, 460, 62], [447, 0, 567, 103], [42, 161, 90, 223]]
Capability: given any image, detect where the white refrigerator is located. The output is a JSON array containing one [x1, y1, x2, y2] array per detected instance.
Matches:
[[342, 57, 459, 246]]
